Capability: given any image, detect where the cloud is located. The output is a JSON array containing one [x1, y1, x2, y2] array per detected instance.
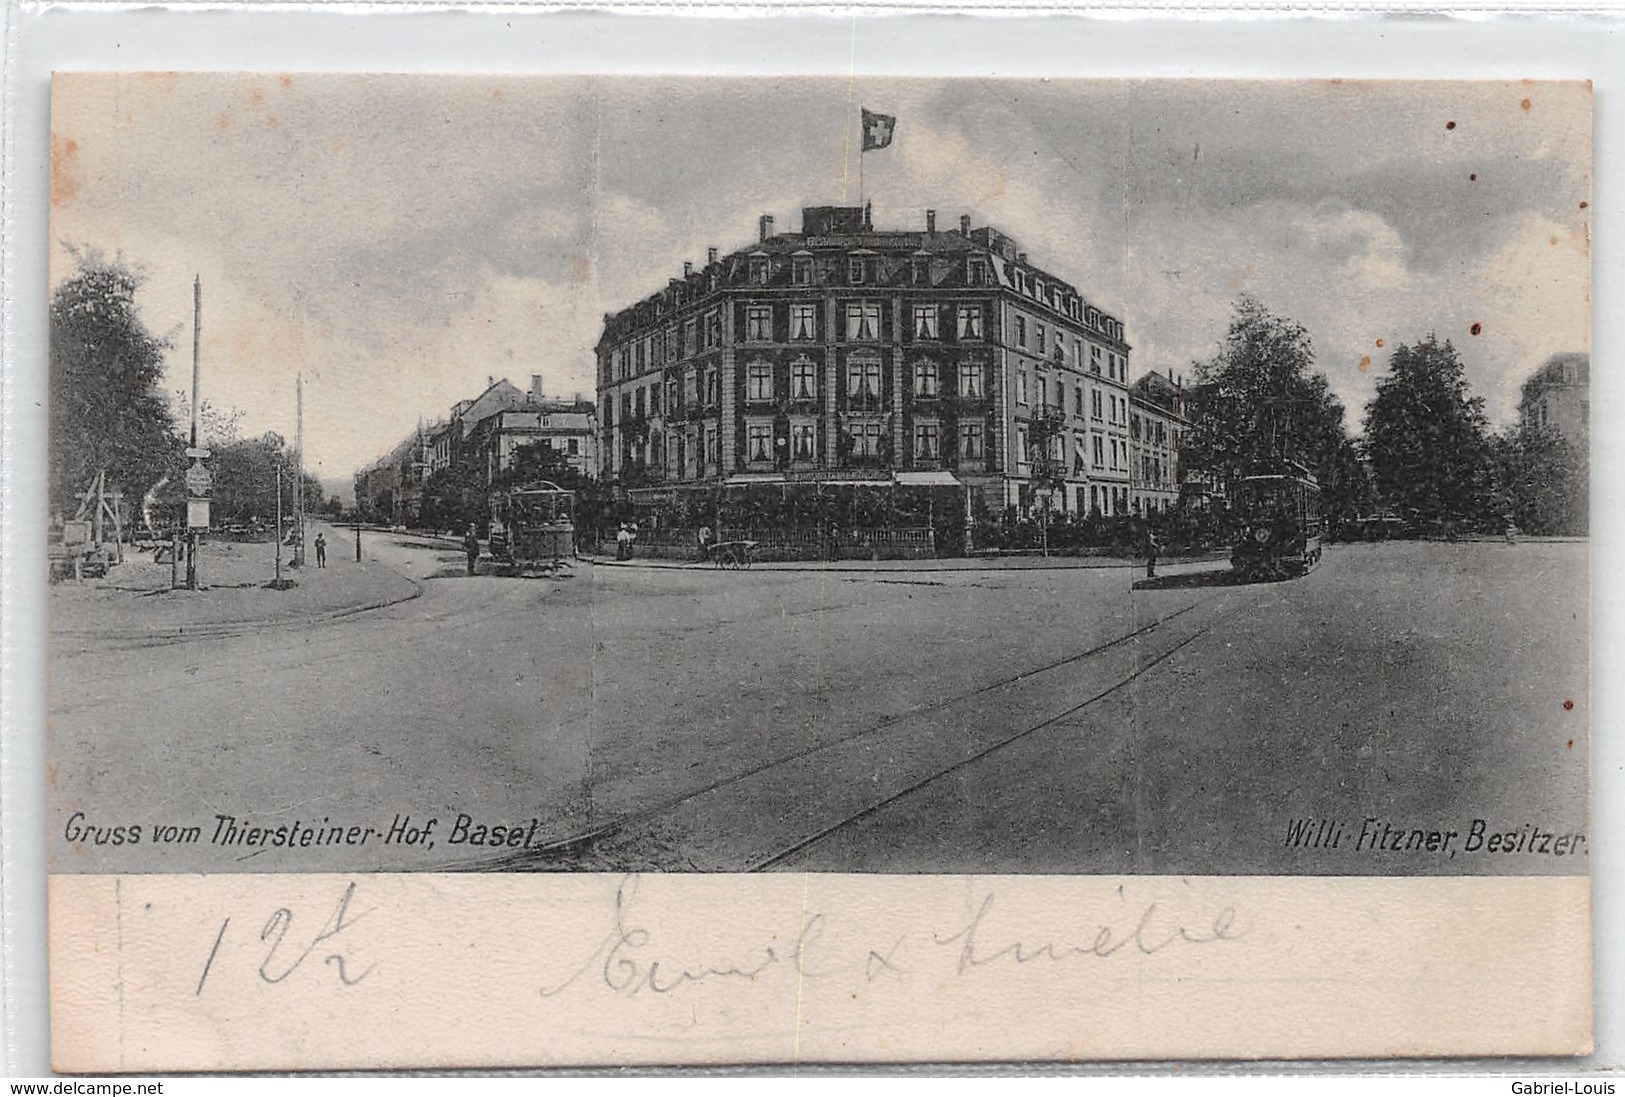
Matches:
[[49, 74, 1591, 475]]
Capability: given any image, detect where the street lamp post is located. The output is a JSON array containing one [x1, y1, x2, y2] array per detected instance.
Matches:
[[274, 464, 284, 585]]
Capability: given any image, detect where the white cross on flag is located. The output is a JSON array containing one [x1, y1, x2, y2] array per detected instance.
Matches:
[[861, 108, 896, 152]]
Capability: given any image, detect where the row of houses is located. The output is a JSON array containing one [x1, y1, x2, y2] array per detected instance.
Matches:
[[354, 375, 596, 526]]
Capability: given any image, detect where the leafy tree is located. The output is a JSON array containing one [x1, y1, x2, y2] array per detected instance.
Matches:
[[491, 442, 612, 536], [420, 459, 489, 533], [171, 393, 246, 448], [49, 254, 181, 509], [1183, 298, 1359, 524], [205, 431, 322, 526], [1024, 406, 1069, 493], [1363, 338, 1494, 526], [1491, 422, 1587, 535]]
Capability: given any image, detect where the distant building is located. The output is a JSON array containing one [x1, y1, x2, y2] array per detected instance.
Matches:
[[1519, 352, 1589, 447], [467, 402, 597, 484], [595, 204, 1138, 516], [1128, 370, 1191, 516], [356, 374, 597, 524], [354, 428, 430, 524]]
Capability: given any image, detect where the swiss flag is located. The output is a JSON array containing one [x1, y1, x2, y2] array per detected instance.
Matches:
[[861, 108, 896, 151]]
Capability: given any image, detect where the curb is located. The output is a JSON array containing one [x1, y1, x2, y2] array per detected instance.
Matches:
[[580, 553, 1229, 574], [51, 563, 426, 645]]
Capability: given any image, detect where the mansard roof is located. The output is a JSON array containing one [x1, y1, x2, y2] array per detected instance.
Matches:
[[601, 204, 1127, 349]]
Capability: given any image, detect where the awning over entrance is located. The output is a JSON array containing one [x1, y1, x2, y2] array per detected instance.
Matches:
[[893, 471, 963, 487]]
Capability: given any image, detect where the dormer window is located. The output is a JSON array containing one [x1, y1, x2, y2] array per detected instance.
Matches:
[[750, 257, 770, 285], [792, 256, 813, 285], [848, 257, 867, 285], [911, 256, 929, 284], [967, 257, 987, 286]]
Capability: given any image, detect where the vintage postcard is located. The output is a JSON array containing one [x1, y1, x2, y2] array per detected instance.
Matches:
[[45, 74, 1591, 1069]]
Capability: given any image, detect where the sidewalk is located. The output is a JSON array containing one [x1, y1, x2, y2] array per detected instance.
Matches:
[[48, 534, 422, 643], [585, 549, 1230, 573]]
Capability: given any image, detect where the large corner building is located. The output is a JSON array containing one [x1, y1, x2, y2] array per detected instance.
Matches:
[[597, 205, 1166, 517]]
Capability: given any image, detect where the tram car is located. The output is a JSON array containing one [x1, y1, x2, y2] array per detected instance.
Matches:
[[489, 481, 576, 573], [1229, 466, 1322, 579]]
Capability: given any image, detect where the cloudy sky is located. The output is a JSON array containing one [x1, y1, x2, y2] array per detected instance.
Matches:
[[50, 74, 1590, 484]]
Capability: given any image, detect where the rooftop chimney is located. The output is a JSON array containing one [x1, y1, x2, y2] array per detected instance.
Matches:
[[707, 246, 719, 265], [683, 260, 693, 276], [1017, 252, 1028, 264], [960, 214, 971, 236], [531, 374, 545, 400], [926, 209, 937, 234], [759, 214, 775, 242]]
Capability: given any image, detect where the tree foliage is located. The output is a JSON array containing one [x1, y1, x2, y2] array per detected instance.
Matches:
[[1183, 298, 1363, 524], [172, 393, 247, 448], [1363, 339, 1494, 525], [49, 255, 181, 509], [204, 432, 324, 525], [420, 459, 490, 532], [1490, 422, 1588, 536], [492, 443, 613, 535]]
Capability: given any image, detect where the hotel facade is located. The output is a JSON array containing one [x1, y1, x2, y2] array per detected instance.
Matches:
[[595, 205, 1150, 517]]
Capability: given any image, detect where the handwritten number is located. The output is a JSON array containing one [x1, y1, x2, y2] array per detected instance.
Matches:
[[259, 909, 297, 984], [197, 917, 229, 997], [325, 953, 376, 986]]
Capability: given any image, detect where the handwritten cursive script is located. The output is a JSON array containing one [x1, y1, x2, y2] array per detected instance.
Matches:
[[538, 875, 1246, 1000], [935, 893, 1246, 975], [539, 875, 828, 997]]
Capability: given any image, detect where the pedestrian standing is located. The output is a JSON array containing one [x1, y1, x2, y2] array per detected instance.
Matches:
[[616, 523, 631, 561], [464, 525, 481, 576], [314, 533, 327, 568], [697, 524, 712, 562], [1144, 527, 1160, 579]]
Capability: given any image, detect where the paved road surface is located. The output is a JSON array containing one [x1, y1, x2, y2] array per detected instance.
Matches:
[[48, 531, 1588, 876]]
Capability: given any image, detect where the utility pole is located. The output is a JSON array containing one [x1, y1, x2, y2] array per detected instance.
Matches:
[[293, 372, 306, 568], [183, 275, 211, 590]]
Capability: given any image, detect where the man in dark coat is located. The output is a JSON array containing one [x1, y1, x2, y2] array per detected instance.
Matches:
[[464, 526, 481, 576]]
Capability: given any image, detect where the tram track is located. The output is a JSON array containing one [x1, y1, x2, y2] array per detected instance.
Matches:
[[746, 605, 1230, 871], [475, 586, 1251, 873]]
